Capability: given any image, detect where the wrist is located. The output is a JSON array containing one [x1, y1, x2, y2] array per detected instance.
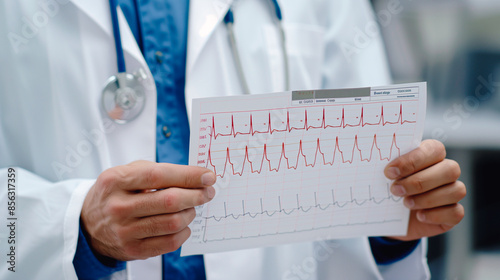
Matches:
[[74, 221, 126, 280], [80, 219, 120, 267]]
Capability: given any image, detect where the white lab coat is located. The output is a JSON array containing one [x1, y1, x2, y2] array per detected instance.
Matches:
[[0, 0, 430, 279]]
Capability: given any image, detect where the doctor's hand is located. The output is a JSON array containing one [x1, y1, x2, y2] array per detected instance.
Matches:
[[81, 160, 216, 261], [384, 140, 466, 242]]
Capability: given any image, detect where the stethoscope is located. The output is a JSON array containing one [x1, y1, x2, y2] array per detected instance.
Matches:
[[102, 0, 147, 124], [103, 0, 289, 123]]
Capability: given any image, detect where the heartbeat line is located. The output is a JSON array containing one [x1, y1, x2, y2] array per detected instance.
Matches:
[[204, 186, 401, 222], [208, 103, 416, 140], [201, 186, 404, 243], [207, 133, 400, 178]]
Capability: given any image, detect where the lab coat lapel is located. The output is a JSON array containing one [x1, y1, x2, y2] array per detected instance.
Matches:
[[186, 0, 234, 75], [71, 0, 111, 35], [72, 0, 229, 76], [70, 0, 149, 74]]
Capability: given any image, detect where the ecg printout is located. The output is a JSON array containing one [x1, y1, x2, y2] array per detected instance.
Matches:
[[181, 82, 426, 256]]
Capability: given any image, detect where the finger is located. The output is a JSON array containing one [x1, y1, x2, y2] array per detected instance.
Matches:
[[387, 210, 456, 241], [128, 161, 217, 189], [391, 159, 461, 196], [403, 181, 466, 210], [385, 139, 446, 180], [122, 227, 192, 260], [415, 204, 465, 226], [128, 208, 196, 239], [130, 187, 215, 217], [101, 161, 217, 191]]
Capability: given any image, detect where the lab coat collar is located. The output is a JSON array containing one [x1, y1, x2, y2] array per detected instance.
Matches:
[[186, 0, 234, 75], [71, 0, 231, 77], [70, 0, 147, 73]]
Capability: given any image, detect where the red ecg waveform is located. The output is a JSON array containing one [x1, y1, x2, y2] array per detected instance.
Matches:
[[203, 103, 416, 178], [209, 104, 415, 139], [207, 134, 400, 178]]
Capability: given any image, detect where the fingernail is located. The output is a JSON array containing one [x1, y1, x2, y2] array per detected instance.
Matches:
[[417, 211, 426, 222], [404, 198, 415, 209], [201, 172, 216, 186], [206, 186, 216, 199], [386, 167, 400, 179], [391, 185, 406, 197]]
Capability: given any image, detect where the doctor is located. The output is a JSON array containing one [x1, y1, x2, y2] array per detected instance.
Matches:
[[0, 0, 465, 279]]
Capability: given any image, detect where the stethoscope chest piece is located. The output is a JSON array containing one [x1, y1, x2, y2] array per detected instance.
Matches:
[[102, 72, 146, 124]]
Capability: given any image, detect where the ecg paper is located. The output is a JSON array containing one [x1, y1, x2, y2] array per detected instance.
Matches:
[[181, 82, 426, 256]]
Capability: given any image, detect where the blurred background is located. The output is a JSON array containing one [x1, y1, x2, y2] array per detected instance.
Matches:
[[370, 0, 500, 279]]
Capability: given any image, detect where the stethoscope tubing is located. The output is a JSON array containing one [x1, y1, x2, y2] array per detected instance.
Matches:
[[224, 10, 251, 95], [224, 0, 289, 95], [109, 0, 127, 73]]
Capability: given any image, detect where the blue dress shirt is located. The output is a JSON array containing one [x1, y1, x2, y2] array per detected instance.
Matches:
[[73, 1, 419, 279]]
